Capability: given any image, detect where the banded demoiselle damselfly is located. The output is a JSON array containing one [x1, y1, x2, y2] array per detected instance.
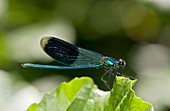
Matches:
[[22, 36, 126, 89]]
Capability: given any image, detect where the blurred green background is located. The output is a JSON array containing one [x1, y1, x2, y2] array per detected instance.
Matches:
[[0, 0, 170, 111]]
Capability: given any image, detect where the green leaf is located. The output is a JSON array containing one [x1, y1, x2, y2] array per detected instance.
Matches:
[[27, 76, 153, 111]]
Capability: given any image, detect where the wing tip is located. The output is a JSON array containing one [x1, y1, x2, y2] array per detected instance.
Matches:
[[40, 36, 52, 49]]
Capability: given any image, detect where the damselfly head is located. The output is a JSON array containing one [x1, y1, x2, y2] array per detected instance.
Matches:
[[118, 59, 126, 68]]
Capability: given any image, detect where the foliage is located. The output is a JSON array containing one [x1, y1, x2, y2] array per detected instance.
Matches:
[[27, 76, 153, 111]]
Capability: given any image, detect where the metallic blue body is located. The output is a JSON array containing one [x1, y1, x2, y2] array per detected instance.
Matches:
[[22, 63, 103, 69]]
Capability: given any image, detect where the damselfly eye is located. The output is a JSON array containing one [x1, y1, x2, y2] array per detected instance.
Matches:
[[118, 59, 126, 68]]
